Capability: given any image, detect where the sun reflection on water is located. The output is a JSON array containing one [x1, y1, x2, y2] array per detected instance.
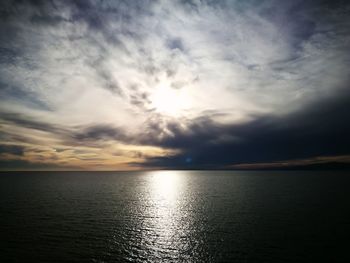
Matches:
[[140, 171, 187, 257], [150, 171, 182, 204]]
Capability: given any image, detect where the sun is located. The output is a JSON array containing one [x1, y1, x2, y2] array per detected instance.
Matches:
[[150, 85, 191, 116]]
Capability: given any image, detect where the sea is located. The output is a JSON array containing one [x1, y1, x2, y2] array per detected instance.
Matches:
[[1, 170, 349, 262]]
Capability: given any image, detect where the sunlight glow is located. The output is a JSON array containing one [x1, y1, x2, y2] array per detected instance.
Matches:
[[150, 85, 191, 116], [147, 171, 183, 239], [150, 170, 182, 203], [139, 171, 188, 252]]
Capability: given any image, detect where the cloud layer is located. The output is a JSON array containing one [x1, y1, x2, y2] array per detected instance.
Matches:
[[1, 0, 350, 170]]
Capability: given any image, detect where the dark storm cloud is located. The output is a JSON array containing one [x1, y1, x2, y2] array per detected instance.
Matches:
[[71, 85, 350, 169], [136, 90, 350, 169]]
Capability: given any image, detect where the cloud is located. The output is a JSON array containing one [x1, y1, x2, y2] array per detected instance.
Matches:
[[0, 112, 68, 135], [0, 158, 78, 171], [1, 0, 350, 169], [73, 124, 127, 142], [0, 144, 25, 156], [136, 89, 350, 168]]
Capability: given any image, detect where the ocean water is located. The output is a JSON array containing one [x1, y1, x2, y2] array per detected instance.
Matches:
[[1, 170, 349, 262]]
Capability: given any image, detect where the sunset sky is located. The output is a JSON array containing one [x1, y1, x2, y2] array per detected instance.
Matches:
[[1, 0, 350, 170]]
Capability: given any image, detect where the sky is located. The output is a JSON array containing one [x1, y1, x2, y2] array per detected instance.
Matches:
[[0, 0, 350, 170]]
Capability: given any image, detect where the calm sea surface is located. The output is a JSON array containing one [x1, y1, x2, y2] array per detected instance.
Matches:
[[1, 171, 350, 262]]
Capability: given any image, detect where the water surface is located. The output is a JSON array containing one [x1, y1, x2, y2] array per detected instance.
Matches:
[[1, 171, 349, 262]]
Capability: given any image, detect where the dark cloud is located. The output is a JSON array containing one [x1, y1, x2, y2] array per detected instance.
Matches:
[[68, 0, 156, 47], [73, 124, 128, 142], [0, 0, 65, 27], [30, 14, 67, 27], [166, 37, 185, 52], [94, 67, 124, 96], [0, 47, 21, 65], [135, 90, 350, 169], [0, 158, 77, 170], [124, 84, 152, 110], [0, 144, 25, 156], [0, 82, 52, 111], [0, 112, 65, 134], [70, 86, 350, 169], [129, 92, 152, 110]]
